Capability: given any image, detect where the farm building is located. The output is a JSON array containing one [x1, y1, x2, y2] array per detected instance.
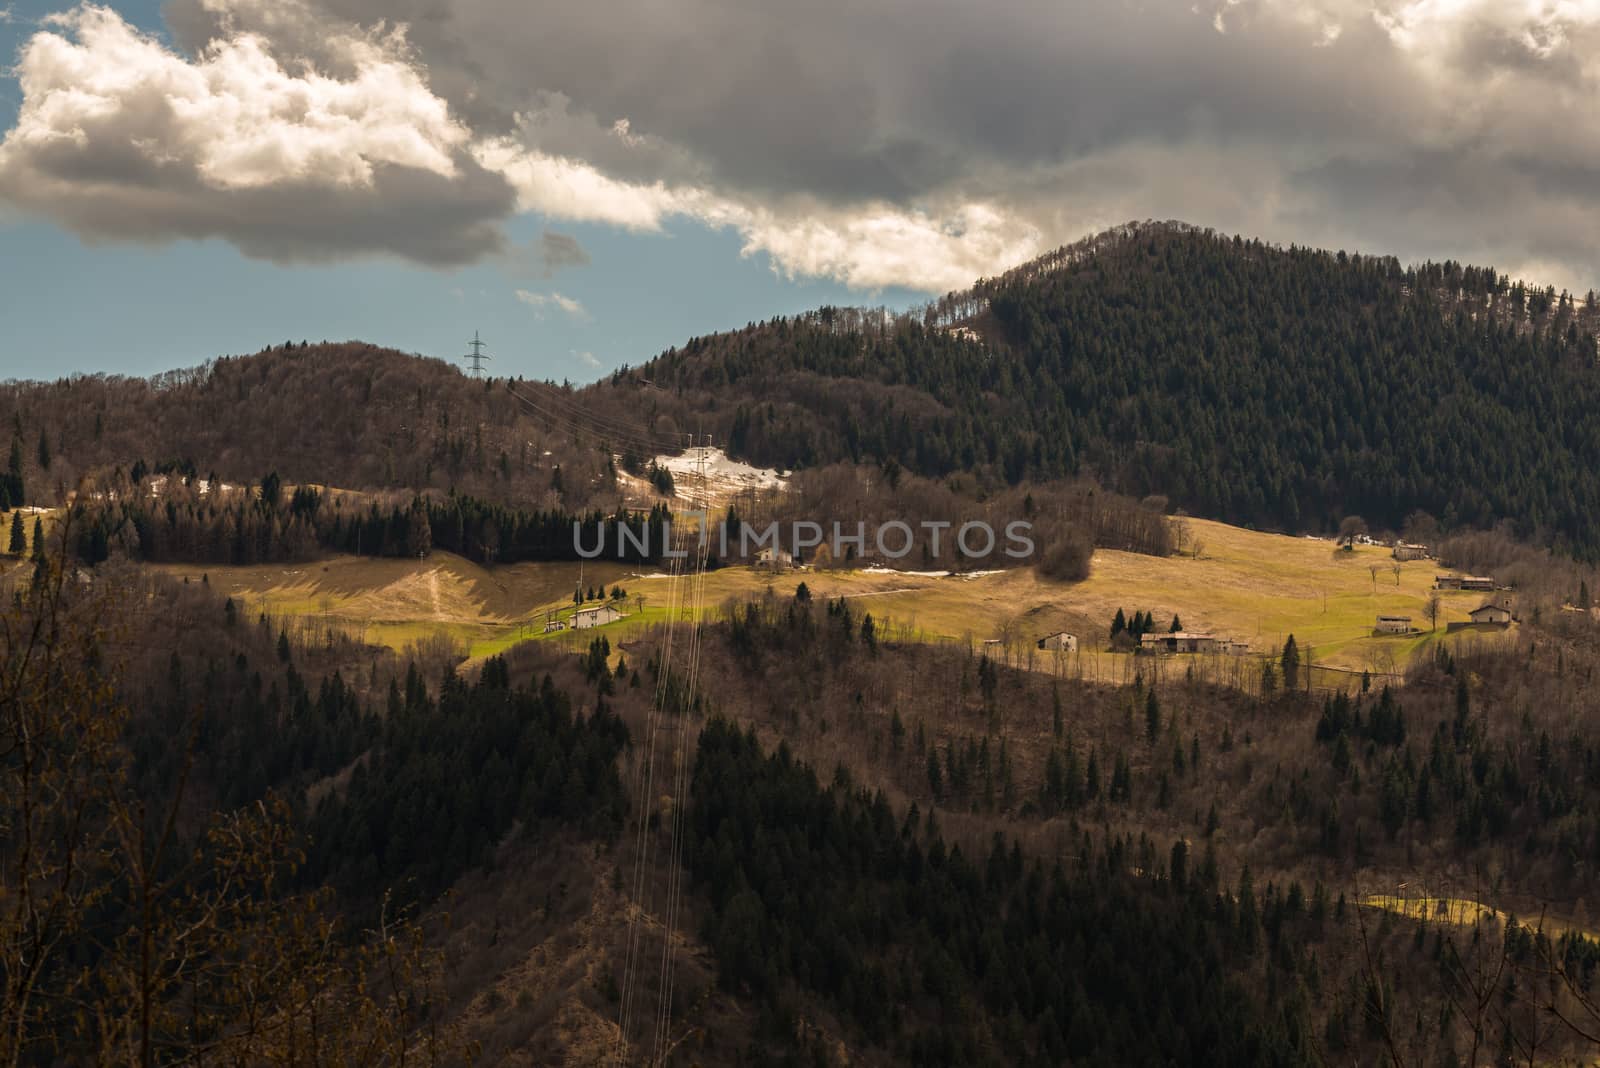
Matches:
[[543, 618, 567, 633], [755, 546, 794, 570], [1037, 631, 1078, 652], [1140, 632, 1219, 655], [1436, 574, 1494, 591], [1375, 615, 1413, 634], [573, 604, 624, 629], [1467, 602, 1513, 626], [1393, 543, 1430, 561]]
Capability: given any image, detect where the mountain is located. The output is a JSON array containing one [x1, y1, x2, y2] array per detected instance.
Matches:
[[12, 220, 1600, 558], [587, 220, 1600, 557]]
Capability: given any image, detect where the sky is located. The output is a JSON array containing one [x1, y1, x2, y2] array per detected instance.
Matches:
[[4, 0, 1600, 382]]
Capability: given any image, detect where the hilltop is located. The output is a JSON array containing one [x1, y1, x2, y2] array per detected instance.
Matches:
[[585, 220, 1600, 557], [0, 341, 622, 511]]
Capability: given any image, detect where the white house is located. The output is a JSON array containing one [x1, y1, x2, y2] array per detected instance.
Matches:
[[755, 546, 794, 570], [1467, 602, 1513, 626], [573, 604, 624, 629], [1037, 631, 1077, 652]]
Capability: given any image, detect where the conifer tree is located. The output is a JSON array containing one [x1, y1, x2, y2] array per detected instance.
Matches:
[[1281, 634, 1300, 692]]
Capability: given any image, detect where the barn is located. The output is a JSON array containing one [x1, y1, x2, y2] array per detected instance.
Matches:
[[1037, 631, 1078, 652], [1140, 632, 1218, 654]]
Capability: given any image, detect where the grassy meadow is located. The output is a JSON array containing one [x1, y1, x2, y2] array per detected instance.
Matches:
[[149, 517, 1517, 680]]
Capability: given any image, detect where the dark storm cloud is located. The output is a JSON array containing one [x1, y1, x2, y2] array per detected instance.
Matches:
[[13, 0, 1600, 289]]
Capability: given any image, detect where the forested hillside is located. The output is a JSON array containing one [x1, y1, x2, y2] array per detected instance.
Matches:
[[13, 222, 1597, 558], [14, 514, 1600, 1063], [590, 222, 1600, 557], [0, 343, 630, 510]]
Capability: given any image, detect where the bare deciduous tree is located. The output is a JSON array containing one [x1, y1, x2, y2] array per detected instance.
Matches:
[[1, 529, 465, 1066]]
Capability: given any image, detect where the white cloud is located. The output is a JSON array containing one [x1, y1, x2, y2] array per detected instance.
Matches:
[[0, 1, 1049, 290], [479, 128, 1037, 290], [574, 349, 602, 369], [0, 2, 512, 263], [731, 199, 1041, 292], [475, 139, 670, 231], [515, 288, 590, 319]]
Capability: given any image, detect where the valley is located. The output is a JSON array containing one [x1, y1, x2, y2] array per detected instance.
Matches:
[[7, 222, 1600, 1066]]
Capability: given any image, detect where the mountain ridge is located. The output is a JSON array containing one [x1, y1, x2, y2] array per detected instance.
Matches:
[[583, 221, 1600, 556], [7, 220, 1600, 556]]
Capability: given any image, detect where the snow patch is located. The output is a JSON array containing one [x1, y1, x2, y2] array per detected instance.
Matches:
[[653, 446, 788, 506], [860, 566, 1006, 579]]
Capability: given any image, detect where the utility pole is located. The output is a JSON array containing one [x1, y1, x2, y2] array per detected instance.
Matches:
[[462, 331, 492, 377]]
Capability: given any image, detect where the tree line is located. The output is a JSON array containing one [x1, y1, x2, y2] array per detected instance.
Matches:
[[65, 468, 675, 566]]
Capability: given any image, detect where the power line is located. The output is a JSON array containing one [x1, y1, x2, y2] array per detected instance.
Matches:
[[613, 434, 716, 1067], [461, 330, 492, 377], [510, 377, 685, 457], [505, 380, 678, 458], [655, 435, 711, 1060], [517, 379, 679, 453], [497, 356, 713, 1066]]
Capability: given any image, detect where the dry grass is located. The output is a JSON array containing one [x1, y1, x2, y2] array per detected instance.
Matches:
[[148, 518, 1514, 676], [1361, 894, 1600, 943]]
